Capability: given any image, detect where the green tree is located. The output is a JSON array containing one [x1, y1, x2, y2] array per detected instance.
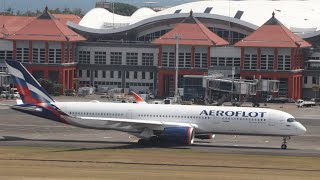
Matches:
[[38, 78, 62, 96], [62, 8, 72, 14], [72, 8, 84, 17], [112, 3, 138, 16], [49, 8, 62, 14], [3, 3, 138, 17], [4, 7, 14, 15], [24, 10, 36, 16], [35, 10, 42, 16]]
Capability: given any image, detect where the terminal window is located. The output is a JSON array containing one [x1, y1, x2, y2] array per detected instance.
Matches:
[[78, 51, 90, 64], [94, 51, 106, 64], [126, 52, 138, 65], [110, 52, 122, 65], [142, 53, 154, 66]]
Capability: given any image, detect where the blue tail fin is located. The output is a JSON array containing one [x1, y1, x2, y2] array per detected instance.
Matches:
[[5, 60, 55, 104]]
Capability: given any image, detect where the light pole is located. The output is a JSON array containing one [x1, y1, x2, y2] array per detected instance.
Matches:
[[112, 1, 115, 28], [174, 34, 181, 97], [231, 66, 235, 103]]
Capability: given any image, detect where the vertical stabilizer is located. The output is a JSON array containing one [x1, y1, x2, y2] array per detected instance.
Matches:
[[131, 91, 147, 104], [5, 60, 55, 104]]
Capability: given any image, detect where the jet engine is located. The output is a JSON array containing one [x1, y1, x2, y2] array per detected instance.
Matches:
[[195, 133, 215, 140], [159, 127, 195, 145]]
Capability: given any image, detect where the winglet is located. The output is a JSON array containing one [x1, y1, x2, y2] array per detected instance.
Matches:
[[131, 91, 147, 104]]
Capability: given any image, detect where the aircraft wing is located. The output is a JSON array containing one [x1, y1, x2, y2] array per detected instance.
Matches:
[[75, 116, 198, 130]]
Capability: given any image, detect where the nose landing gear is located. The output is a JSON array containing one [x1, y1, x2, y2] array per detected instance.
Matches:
[[281, 137, 290, 149]]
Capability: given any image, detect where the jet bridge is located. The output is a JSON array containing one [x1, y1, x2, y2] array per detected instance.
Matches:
[[203, 75, 279, 106]]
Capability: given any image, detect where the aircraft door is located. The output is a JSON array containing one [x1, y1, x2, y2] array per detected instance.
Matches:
[[208, 116, 221, 133], [126, 110, 132, 119], [279, 117, 286, 128], [268, 113, 276, 126]]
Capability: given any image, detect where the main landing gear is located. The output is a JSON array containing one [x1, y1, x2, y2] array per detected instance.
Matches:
[[281, 137, 290, 149], [138, 136, 160, 146]]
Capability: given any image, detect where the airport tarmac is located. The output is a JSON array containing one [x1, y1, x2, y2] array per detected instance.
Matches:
[[0, 99, 320, 157]]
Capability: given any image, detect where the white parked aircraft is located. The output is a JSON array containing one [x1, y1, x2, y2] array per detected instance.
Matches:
[[5, 60, 306, 149]]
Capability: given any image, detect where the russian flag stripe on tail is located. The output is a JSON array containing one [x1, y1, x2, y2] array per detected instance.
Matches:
[[5, 60, 55, 104]]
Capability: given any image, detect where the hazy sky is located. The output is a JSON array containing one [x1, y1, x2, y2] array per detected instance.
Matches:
[[0, 0, 197, 13]]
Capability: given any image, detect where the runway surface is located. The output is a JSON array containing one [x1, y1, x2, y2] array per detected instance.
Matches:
[[1, 105, 320, 157]]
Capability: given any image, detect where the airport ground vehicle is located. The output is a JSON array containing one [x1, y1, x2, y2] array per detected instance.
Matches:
[[64, 89, 76, 96], [296, 99, 316, 107], [77, 87, 95, 96], [4, 60, 306, 149], [311, 98, 320, 105], [266, 96, 288, 103], [0, 91, 9, 98], [0, 90, 19, 99]]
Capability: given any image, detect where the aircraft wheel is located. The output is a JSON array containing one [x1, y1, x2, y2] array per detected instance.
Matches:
[[149, 136, 160, 146], [281, 144, 287, 150], [138, 139, 149, 145]]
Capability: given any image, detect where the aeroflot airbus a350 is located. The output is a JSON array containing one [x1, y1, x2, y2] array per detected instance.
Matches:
[[4, 60, 306, 149]]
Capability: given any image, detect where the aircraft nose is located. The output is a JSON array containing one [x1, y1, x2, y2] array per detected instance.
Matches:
[[297, 123, 307, 135]]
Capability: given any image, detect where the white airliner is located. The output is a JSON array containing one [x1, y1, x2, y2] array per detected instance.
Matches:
[[5, 60, 306, 149]]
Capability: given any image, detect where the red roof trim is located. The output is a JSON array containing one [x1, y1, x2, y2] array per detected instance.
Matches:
[[235, 16, 311, 48], [2, 12, 85, 42], [153, 15, 229, 46]]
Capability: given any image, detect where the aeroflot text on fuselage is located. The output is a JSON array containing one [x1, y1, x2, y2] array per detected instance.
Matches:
[[200, 110, 267, 118]]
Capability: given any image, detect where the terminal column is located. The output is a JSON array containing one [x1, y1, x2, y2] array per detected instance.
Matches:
[[29, 41, 32, 63], [158, 47, 162, 66], [65, 70, 69, 89], [288, 76, 293, 99], [157, 71, 164, 97], [191, 46, 195, 68], [274, 48, 278, 70], [240, 48, 244, 70], [61, 43, 65, 64], [13, 41, 17, 59], [257, 48, 261, 69], [45, 42, 49, 64], [207, 46, 211, 67]]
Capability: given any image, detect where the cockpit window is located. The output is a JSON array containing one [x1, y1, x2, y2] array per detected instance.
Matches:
[[287, 118, 296, 123]]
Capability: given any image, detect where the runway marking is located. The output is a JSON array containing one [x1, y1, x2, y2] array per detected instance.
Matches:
[[223, 135, 238, 141], [103, 137, 112, 139], [0, 158, 319, 172], [0, 123, 69, 128]]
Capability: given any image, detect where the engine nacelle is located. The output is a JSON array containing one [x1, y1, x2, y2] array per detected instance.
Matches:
[[195, 134, 215, 140], [160, 127, 195, 145]]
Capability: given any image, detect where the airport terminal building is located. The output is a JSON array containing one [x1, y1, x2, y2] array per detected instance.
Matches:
[[0, 8, 85, 91], [2, 1, 320, 99]]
